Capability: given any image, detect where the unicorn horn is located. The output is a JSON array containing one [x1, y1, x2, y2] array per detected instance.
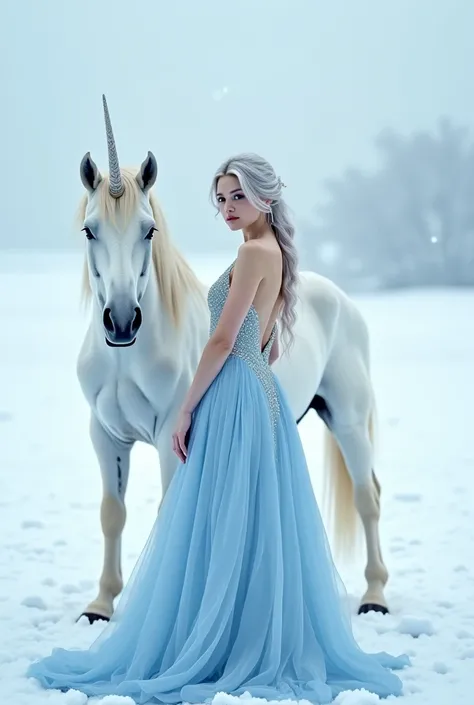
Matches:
[[102, 94, 124, 198]]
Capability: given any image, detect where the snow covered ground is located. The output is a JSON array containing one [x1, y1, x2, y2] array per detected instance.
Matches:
[[0, 250, 473, 704]]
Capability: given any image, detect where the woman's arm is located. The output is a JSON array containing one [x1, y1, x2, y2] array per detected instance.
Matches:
[[172, 243, 267, 461], [179, 243, 266, 415]]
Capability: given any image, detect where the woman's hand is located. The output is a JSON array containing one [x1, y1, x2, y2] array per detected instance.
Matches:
[[172, 409, 192, 463]]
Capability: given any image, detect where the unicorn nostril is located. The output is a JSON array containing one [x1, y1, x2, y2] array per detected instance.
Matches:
[[132, 307, 142, 334], [103, 308, 114, 333]]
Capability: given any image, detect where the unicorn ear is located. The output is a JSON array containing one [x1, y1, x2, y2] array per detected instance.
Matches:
[[136, 151, 158, 193], [80, 152, 103, 192]]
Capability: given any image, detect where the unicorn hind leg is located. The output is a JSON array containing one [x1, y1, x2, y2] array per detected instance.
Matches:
[[79, 414, 132, 623], [321, 404, 389, 614]]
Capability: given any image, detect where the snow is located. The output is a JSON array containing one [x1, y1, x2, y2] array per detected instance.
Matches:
[[1, 250, 473, 704]]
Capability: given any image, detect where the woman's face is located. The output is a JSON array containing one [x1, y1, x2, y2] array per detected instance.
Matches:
[[216, 175, 262, 231]]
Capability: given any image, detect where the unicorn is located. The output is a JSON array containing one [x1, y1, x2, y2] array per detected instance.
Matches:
[[75, 96, 390, 624]]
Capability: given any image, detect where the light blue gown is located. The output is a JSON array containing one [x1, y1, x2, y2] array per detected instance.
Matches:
[[26, 262, 410, 703]]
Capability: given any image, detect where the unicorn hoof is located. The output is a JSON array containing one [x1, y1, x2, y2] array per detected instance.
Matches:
[[77, 611, 111, 625], [358, 603, 389, 615]]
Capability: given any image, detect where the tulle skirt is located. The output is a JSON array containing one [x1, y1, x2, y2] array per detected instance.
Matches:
[[26, 356, 409, 703]]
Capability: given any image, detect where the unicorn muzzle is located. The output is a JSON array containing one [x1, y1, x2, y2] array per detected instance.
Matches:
[[102, 301, 143, 347]]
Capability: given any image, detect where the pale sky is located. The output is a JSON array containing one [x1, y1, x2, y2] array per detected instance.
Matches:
[[1, 0, 473, 253]]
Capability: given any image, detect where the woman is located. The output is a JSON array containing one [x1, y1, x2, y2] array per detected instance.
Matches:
[[26, 153, 409, 703]]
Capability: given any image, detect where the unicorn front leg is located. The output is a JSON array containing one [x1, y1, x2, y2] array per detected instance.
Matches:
[[80, 414, 132, 623]]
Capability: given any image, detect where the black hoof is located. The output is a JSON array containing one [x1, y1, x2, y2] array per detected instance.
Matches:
[[358, 603, 389, 615], [77, 612, 110, 625]]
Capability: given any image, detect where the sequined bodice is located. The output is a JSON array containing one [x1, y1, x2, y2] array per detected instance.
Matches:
[[207, 262, 280, 437]]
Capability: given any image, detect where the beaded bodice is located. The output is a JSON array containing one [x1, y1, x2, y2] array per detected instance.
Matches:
[[207, 262, 280, 437]]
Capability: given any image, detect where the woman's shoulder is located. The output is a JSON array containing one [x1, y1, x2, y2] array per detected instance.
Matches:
[[237, 240, 281, 273]]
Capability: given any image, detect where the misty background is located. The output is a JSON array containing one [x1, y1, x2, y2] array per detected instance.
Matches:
[[2, 0, 474, 292]]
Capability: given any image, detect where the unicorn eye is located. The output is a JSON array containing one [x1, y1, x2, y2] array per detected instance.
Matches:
[[145, 227, 158, 240], [82, 227, 95, 241]]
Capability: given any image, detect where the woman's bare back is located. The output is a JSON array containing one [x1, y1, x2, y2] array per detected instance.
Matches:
[[229, 237, 283, 351]]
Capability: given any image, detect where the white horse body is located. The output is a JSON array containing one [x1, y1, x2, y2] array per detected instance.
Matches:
[[75, 96, 388, 623], [273, 270, 371, 420]]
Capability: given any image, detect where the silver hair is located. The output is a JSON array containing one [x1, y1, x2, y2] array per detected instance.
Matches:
[[210, 152, 298, 348]]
